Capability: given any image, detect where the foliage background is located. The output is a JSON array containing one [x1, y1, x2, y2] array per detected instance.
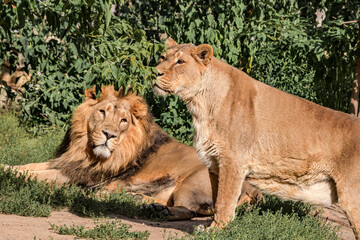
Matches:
[[1, 0, 359, 144]]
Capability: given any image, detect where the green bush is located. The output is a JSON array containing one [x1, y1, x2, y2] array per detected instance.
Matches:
[[2, 0, 358, 143], [0, 0, 164, 133], [121, 0, 359, 111]]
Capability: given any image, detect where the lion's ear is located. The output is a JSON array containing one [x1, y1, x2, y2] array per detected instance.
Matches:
[[100, 85, 116, 100], [128, 96, 149, 119], [193, 44, 213, 66], [84, 86, 97, 100], [117, 86, 125, 98], [165, 37, 178, 49]]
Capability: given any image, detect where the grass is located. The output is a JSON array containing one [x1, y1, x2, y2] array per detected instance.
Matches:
[[0, 111, 343, 239], [0, 166, 147, 218], [0, 111, 64, 166], [168, 200, 340, 240], [50, 218, 150, 240]]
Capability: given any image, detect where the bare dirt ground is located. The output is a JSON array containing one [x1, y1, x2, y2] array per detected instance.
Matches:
[[0, 204, 355, 240], [0, 211, 211, 240]]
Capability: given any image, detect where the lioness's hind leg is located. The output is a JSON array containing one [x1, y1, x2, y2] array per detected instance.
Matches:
[[336, 168, 360, 239], [338, 190, 360, 239], [238, 181, 264, 206]]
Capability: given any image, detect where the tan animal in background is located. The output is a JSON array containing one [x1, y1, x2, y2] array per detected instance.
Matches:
[[154, 38, 360, 238], [11, 85, 261, 220]]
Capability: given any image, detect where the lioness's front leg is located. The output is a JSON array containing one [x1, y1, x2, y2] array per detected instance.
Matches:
[[210, 159, 247, 228], [208, 170, 219, 206]]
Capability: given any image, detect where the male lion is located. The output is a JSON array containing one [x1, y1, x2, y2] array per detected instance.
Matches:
[[10, 85, 261, 220], [154, 38, 360, 238]]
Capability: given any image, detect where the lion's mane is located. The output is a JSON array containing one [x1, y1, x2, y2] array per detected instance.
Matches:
[[50, 90, 172, 186]]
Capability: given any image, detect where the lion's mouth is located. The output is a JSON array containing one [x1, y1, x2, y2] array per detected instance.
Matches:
[[92, 143, 107, 148], [92, 144, 112, 159]]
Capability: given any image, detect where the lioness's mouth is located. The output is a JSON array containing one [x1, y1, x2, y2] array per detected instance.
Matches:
[[153, 83, 173, 94]]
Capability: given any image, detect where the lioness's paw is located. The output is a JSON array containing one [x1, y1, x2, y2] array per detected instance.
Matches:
[[141, 203, 170, 219]]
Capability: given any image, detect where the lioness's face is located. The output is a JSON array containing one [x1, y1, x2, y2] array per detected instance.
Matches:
[[154, 41, 213, 99], [88, 96, 131, 159]]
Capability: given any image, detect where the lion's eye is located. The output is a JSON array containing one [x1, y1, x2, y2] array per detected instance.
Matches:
[[121, 118, 127, 123], [99, 110, 105, 116], [160, 55, 165, 60], [176, 59, 184, 64]]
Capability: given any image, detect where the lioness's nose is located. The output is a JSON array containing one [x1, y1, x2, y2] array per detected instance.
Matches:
[[102, 130, 116, 139]]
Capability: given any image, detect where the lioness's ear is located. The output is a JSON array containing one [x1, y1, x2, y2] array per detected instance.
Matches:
[[165, 37, 178, 48], [100, 85, 116, 100], [193, 44, 213, 66], [84, 86, 97, 100]]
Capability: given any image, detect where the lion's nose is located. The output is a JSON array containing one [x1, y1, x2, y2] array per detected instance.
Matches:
[[102, 130, 116, 139]]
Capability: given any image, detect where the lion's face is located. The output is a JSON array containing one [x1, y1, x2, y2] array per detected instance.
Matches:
[[87, 95, 131, 159], [53, 85, 153, 183], [154, 40, 213, 99]]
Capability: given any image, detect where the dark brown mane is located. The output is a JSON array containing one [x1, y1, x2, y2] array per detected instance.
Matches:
[[87, 124, 173, 189], [55, 128, 71, 158]]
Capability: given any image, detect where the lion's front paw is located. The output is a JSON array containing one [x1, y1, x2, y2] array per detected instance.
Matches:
[[0, 164, 10, 170], [141, 203, 171, 219]]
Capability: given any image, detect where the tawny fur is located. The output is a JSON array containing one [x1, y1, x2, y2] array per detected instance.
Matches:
[[154, 38, 360, 238], [12, 86, 261, 220]]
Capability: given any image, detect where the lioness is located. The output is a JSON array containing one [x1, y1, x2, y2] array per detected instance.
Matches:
[[9, 85, 261, 220], [154, 38, 360, 238]]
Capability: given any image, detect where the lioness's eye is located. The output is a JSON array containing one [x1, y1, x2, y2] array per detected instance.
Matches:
[[160, 55, 165, 60], [99, 110, 105, 116], [177, 59, 185, 64], [121, 118, 127, 123]]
